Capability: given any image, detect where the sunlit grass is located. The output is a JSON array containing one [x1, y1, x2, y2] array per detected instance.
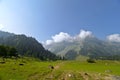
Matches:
[[60, 60, 120, 75], [0, 58, 120, 80]]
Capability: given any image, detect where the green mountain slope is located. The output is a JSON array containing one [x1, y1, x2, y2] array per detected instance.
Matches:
[[0, 31, 58, 60]]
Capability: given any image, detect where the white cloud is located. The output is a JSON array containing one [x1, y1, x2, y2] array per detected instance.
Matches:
[[45, 29, 94, 45], [52, 32, 72, 43], [0, 24, 4, 30], [107, 34, 120, 42], [46, 40, 54, 45], [78, 29, 93, 39], [45, 32, 72, 45]]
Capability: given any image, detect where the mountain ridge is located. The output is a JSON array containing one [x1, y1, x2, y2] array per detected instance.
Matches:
[[0, 31, 58, 60], [45, 36, 120, 60]]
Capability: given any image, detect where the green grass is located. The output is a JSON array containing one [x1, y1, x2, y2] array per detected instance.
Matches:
[[60, 60, 120, 75], [0, 58, 58, 80], [0, 58, 120, 80]]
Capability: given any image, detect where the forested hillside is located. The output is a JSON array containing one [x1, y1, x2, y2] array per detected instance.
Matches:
[[0, 31, 58, 60]]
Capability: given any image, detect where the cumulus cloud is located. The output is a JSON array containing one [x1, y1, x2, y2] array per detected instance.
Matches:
[[45, 29, 94, 45], [45, 32, 72, 45], [0, 24, 4, 30], [52, 32, 72, 43], [78, 29, 93, 39], [107, 34, 120, 42], [46, 40, 54, 45]]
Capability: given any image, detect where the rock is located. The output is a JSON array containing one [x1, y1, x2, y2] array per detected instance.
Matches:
[[84, 73, 88, 75], [19, 63, 24, 66], [105, 70, 112, 73], [68, 74, 72, 77]]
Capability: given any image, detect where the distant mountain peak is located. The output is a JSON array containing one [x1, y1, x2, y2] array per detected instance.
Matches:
[[44, 29, 95, 46], [45, 35, 120, 60]]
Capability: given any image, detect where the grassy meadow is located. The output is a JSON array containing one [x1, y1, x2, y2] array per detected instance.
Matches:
[[0, 58, 120, 80]]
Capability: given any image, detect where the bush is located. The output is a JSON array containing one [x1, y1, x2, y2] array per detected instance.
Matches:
[[87, 58, 96, 63]]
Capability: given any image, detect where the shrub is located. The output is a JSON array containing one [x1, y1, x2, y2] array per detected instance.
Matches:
[[87, 58, 96, 63]]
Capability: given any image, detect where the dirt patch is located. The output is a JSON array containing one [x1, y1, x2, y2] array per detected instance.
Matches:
[[105, 75, 120, 80], [54, 65, 59, 69]]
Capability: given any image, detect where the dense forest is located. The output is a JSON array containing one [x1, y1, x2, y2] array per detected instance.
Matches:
[[0, 45, 18, 60]]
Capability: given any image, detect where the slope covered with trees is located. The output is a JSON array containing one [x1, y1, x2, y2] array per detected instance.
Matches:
[[0, 31, 58, 60], [0, 45, 18, 60]]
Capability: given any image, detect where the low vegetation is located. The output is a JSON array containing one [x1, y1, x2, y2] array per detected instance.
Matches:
[[0, 57, 120, 80], [87, 58, 96, 63]]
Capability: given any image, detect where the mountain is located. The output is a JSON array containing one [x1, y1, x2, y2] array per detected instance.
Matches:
[[0, 31, 14, 38], [45, 37, 120, 60], [0, 31, 58, 60]]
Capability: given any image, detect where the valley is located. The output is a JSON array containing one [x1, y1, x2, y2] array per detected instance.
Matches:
[[1, 0, 120, 80], [0, 31, 120, 80]]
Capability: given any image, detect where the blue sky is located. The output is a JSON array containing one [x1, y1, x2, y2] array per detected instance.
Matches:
[[0, 0, 120, 42]]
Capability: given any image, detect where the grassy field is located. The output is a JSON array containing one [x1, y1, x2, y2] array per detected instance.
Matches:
[[0, 58, 120, 80]]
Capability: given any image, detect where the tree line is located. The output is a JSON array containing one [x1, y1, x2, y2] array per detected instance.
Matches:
[[0, 45, 18, 61]]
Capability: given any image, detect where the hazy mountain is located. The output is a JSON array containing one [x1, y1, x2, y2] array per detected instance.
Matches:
[[45, 37, 120, 60], [0, 31, 14, 38], [0, 31, 58, 60]]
